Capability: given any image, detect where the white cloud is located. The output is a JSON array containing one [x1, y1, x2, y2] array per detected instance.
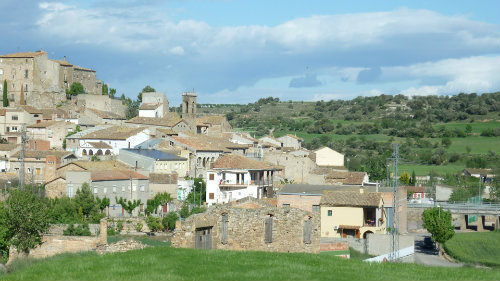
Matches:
[[33, 3, 500, 97]]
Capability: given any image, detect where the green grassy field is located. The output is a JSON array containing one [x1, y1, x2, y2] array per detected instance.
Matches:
[[444, 231, 500, 267], [446, 136, 499, 155], [1, 246, 499, 280], [398, 164, 466, 176], [435, 121, 499, 134]]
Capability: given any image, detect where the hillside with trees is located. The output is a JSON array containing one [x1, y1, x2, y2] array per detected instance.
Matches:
[[199, 92, 500, 179]]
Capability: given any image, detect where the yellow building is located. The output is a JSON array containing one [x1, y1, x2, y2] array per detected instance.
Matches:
[[320, 189, 386, 239]]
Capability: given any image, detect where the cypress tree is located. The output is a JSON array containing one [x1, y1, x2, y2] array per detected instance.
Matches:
[[2, 80, 8, 107]]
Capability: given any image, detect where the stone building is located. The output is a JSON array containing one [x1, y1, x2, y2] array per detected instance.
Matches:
[[0, 51, 102, 108], [196, 115, 233, 136], [76, 94, 126, 119], [172, 197, 320, 253], [277, 134, 302, 150], [27, 120, 76, 149], [181, 92, 197, 130], [139, 92, 169, 118], [118, 148, 188, 176]]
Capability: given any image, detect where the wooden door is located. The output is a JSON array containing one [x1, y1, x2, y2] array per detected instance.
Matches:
[[195, 227, 213, 249]]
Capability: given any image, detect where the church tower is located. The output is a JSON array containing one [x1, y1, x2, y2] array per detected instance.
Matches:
[[181, 92, 197, 119]]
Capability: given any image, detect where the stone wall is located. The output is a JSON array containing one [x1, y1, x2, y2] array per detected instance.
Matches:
[[46, 224, 101, 236], [172, 203, 321, 253], [76, 95, 126, 118], [321, 234, 414, 257], [407, 207, 425, 231], [7, 236, 99, 264]]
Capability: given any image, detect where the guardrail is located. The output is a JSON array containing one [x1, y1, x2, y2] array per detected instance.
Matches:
[[408, 202, 500, 211]]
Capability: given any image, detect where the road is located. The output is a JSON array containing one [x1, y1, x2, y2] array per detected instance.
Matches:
[[411, 232, 463, 267]]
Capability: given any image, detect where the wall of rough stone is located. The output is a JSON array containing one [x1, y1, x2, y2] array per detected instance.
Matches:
[[76, 95, 126, 118], [172, 204, 321, 253], [407, 207, 425, 231], [263, 152, 321, 184], [7, 235, 99, 264], [46, 224, 101, 236]]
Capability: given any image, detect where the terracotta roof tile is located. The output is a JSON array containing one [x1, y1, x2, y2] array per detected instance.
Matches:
[[170, 135, 246, 152], [464, 168, 494, 175], [0, 51, 46, 58], [320, 190, 382, 207], [58, 160, 129, 171], [91, 170, 147, 181], [213, 154, 277, 170], [21, 105, 43, 114], [126, 115, 182, 127], [51, 59, 73, 67], [87, 108, 124, 119], [27, 120, 63, 128], [81, 126, 146, 140], [196, 115, 226, 125], [87, 141, 113, 149], [11, 150, 73, 160]]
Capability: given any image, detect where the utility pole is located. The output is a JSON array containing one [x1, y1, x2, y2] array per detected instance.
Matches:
[[20, 124, 27, 190], [387, 143, 401, 262]]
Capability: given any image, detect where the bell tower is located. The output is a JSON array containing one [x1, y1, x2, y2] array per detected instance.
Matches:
[[181, 91, 197, 119]]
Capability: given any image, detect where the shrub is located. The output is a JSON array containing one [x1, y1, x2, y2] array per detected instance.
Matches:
[[163, 212, 179, 231], [146, 216, 163, 232], [135, 222, 143, 232], [63, 224, 92, 236], [116, 220, 124, 232], [107, 227, 117, 236]]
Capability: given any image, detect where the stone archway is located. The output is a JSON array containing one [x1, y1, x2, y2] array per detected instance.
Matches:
[[89, 150, 94, 156], [82, 149, 87, 156], [363, 231, 374, 239], [97, 149, 103, 156], [105, 149, 111, 155]]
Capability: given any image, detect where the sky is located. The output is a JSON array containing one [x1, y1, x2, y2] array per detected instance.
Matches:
[[0, 0, 499, 105]]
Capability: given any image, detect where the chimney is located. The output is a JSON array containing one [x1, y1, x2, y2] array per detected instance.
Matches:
[[359, 187, 364, 194]]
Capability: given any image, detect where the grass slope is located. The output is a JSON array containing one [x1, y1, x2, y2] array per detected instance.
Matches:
[[444, 231, 500, 267], [1, 246, 499, 281]]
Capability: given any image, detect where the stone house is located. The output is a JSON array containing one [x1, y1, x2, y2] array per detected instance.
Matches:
[[45, 160, 131, 198], [0, 51, 65, 107], [206, 155, 279, 205], [139, 92, 169, 118], [124, 112, 191, 136], [65, 169, 149, 216], [312, 147, 344, 167], [324, 171, 369, 186], [172, 197, 320, 253], [118, 148, 188, 176], [0, 143, 19, 172], [277, 134, 302, 150], [263, 151, 321, 184], [277, 184, 368, 213], [259, 136, 282, 150], [9, 150, 76, 185], [27, 121, 76, 149], [196, 115, 233, 136], [71, 126, 150, 157], [148, 173, 178, 199], [80, 108, 125, 126], [0, 106, 44, 143], [75, 95, 126, 119], [161, 134, 247, 179], [320, 189, 387, 239]]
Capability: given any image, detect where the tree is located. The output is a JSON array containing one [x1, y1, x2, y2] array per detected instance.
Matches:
[[116, 197, 141, 216], [422, 207, 454, 248], [73, 183, 100, 220], [6, 189, 50, 254], [163, 212, 179, 230], [68, 82, 85, 96], [411, 170, 417, 186], [441, 137, 452, 148], [3, 80, 8, 107], [96, 196, 110, 214], [102, 83, 108, 95], [0, 202, 11, 262], [109, 88, 116, 98], [399, 171, 411, 185], [465, 124, 472, 135], [363, 156, 386, 181]]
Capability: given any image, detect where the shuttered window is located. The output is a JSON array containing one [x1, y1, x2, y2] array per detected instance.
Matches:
[[303, 218, 312, 244], [221, 213, 228, 244], [264, 216, 273, 243]]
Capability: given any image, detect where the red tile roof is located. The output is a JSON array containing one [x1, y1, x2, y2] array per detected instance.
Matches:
[[91, 170, 148, 181], [213, 154, 277, 170], [0, 51, 46, 58], [320, 190, 382, 207]]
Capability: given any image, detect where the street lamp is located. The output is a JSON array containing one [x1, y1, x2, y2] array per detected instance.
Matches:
[[199, 182, 202, 207]]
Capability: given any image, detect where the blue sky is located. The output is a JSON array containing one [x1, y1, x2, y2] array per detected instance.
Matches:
[[1, 0, 499, 105]]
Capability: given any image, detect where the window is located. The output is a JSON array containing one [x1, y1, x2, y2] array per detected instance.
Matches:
[[303, 217, 312, 244], [264, 216, 273, 243], [133, 185, 137, 192], [25, 84, 28, 91], [36, 168, 40, 175], [11, 126, 18, 132], [25, 70, 28, 78], [312, 205, 320, 213], [209, 193, 214, 199], [0, 69, 3, 75], [94, 187, 98, 194], [121, 186, 125, 192], [67, 184, 74, 198], [103, 187, 107, 193], [282, 203, 290, 207], [113, 186, 116, 193], [221, 213, 228, 244], [27, 168, 31, 173], [11, 115, 18, 121], [209, 173, 214, 181], [327, 210, 332, 216], [140, 185, 145, 192]]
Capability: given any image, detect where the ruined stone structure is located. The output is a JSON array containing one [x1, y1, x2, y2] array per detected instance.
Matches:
[[172, 197, 320, 253], [76, 94, 126, 118]]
